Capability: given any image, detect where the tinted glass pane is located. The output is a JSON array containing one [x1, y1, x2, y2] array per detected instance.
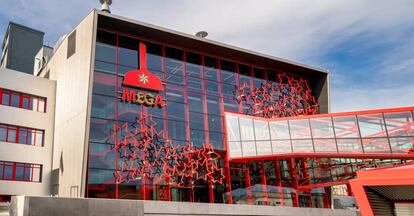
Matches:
[[209, 131, 223, 150], [362, 138, 390, 153], [223, 98, 239, 112], [336, 139, 363, 153], [146, 42, 163, 73], [118, 101, 142, 122], [0, 126, 6, 141], [206, 96, 221, 116], [168, 120, 187, 141], [15, 165, 24, 180], [95, 60, 116, 74], [1, 92, 10, 105], [205, 80, 220, 95], [289, 119, 311, 139], [384, 112, 414, 137], [204, 56, 218, 81], [291, 139, 313, 153], [189, 112, 205, 130], [269, 121, 290, 140], [91, 95, 115, 119], [95, 42, 116, 63], [187, 76, 203, 92], [11, 93, 19, 107], [3, 165, 13, 179], [254, 119, 270, 140], [222, 83, 236, 98], [239, 118, 254, 141], [186, 62, 202, 78], [358, 114, 387, 137], [389, 137, 414, 153], [333, 116, 360, 138], [18, 128, 27, 144], [188, 93, 204, 112], [190, 129, 205, 147], [89, 143, 115, 169], [313, 139, 337, 152], [165, 47, 183, 76], [271, 140, 292, 154], [166, 74, 185, 85], [89, 118, 116, 144], [118, 35, 139, 68], [166, 85, 185, 103], [167, 101, 186, 121], [208, 115, 222, 132], [7, 127, 16, 142], [93, 72, 116, 96], [21, 97, 29, 109], [88, 168, 115, 185], [310, 118, 334, 138]]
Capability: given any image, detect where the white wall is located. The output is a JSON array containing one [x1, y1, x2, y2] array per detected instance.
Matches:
[[0, 68, 56, 196], [44, 10, 96, 198]]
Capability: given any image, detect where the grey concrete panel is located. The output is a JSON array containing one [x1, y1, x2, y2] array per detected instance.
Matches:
[[11, 196, 359, 216]]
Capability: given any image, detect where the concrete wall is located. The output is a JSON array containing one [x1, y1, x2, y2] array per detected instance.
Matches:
[[10, 196, 359, 216], [0, 68, 56, 196], [43, 10, 97, 198]]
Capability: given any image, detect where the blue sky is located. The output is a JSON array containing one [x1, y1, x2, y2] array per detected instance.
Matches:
[[1, 0, 413, 112]]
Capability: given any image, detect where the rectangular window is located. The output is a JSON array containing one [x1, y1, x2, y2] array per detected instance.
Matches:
[[0, 161, 42, 182], [0, 123, 43, 146], [0, 88, 46, 113]]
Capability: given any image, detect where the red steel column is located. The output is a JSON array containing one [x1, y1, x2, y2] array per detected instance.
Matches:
[[289, 158, 299, 207], [246, 165, 253, 204], [260, 160, 269, 205], [274, 159, 284, 206]]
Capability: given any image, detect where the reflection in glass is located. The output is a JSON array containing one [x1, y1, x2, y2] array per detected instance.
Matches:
[[256, 141, 272, 155], [229, 141, 242, 157], [358, 114, 387, 137], [384, 112, 414, 137], [362, 138, 391, 153], [226, 115, 240, 142], [242, 141, 256, 156], [313, 139, 337, 153], [332, 116, 360, 138], [389, 137, 414, 153], [291, 139, 313, 153], [254, 120, 270, 140], [269, 121, 290, 140], [336, 139, 363, 153], [271, 140, 292, 154], [239, 118, 255, 141], [289, 119, 311, 139], [310, 118, 334, 138]]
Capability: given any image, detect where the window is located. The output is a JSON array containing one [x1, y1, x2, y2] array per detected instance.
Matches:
[[0, 88, 46, 112], [0, 161, 42, 182], [67, 30, 76, 58], [0, 123, 44, 146]]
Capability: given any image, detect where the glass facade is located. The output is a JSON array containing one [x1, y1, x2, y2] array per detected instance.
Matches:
[[86, 27, 414, 208]]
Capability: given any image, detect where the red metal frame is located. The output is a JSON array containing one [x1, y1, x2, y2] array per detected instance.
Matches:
[[0, 123, 44, 146], [0, 87, 46, 113], [0, 161, 42, 182]]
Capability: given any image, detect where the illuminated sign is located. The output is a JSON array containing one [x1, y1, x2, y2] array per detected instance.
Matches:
[[121, 89, 165, 108], [121, 42, 165, 108]]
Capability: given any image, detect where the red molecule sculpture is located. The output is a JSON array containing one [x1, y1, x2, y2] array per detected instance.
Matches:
[[235, 72, 319, 118], [110, 112, 224, 187]]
